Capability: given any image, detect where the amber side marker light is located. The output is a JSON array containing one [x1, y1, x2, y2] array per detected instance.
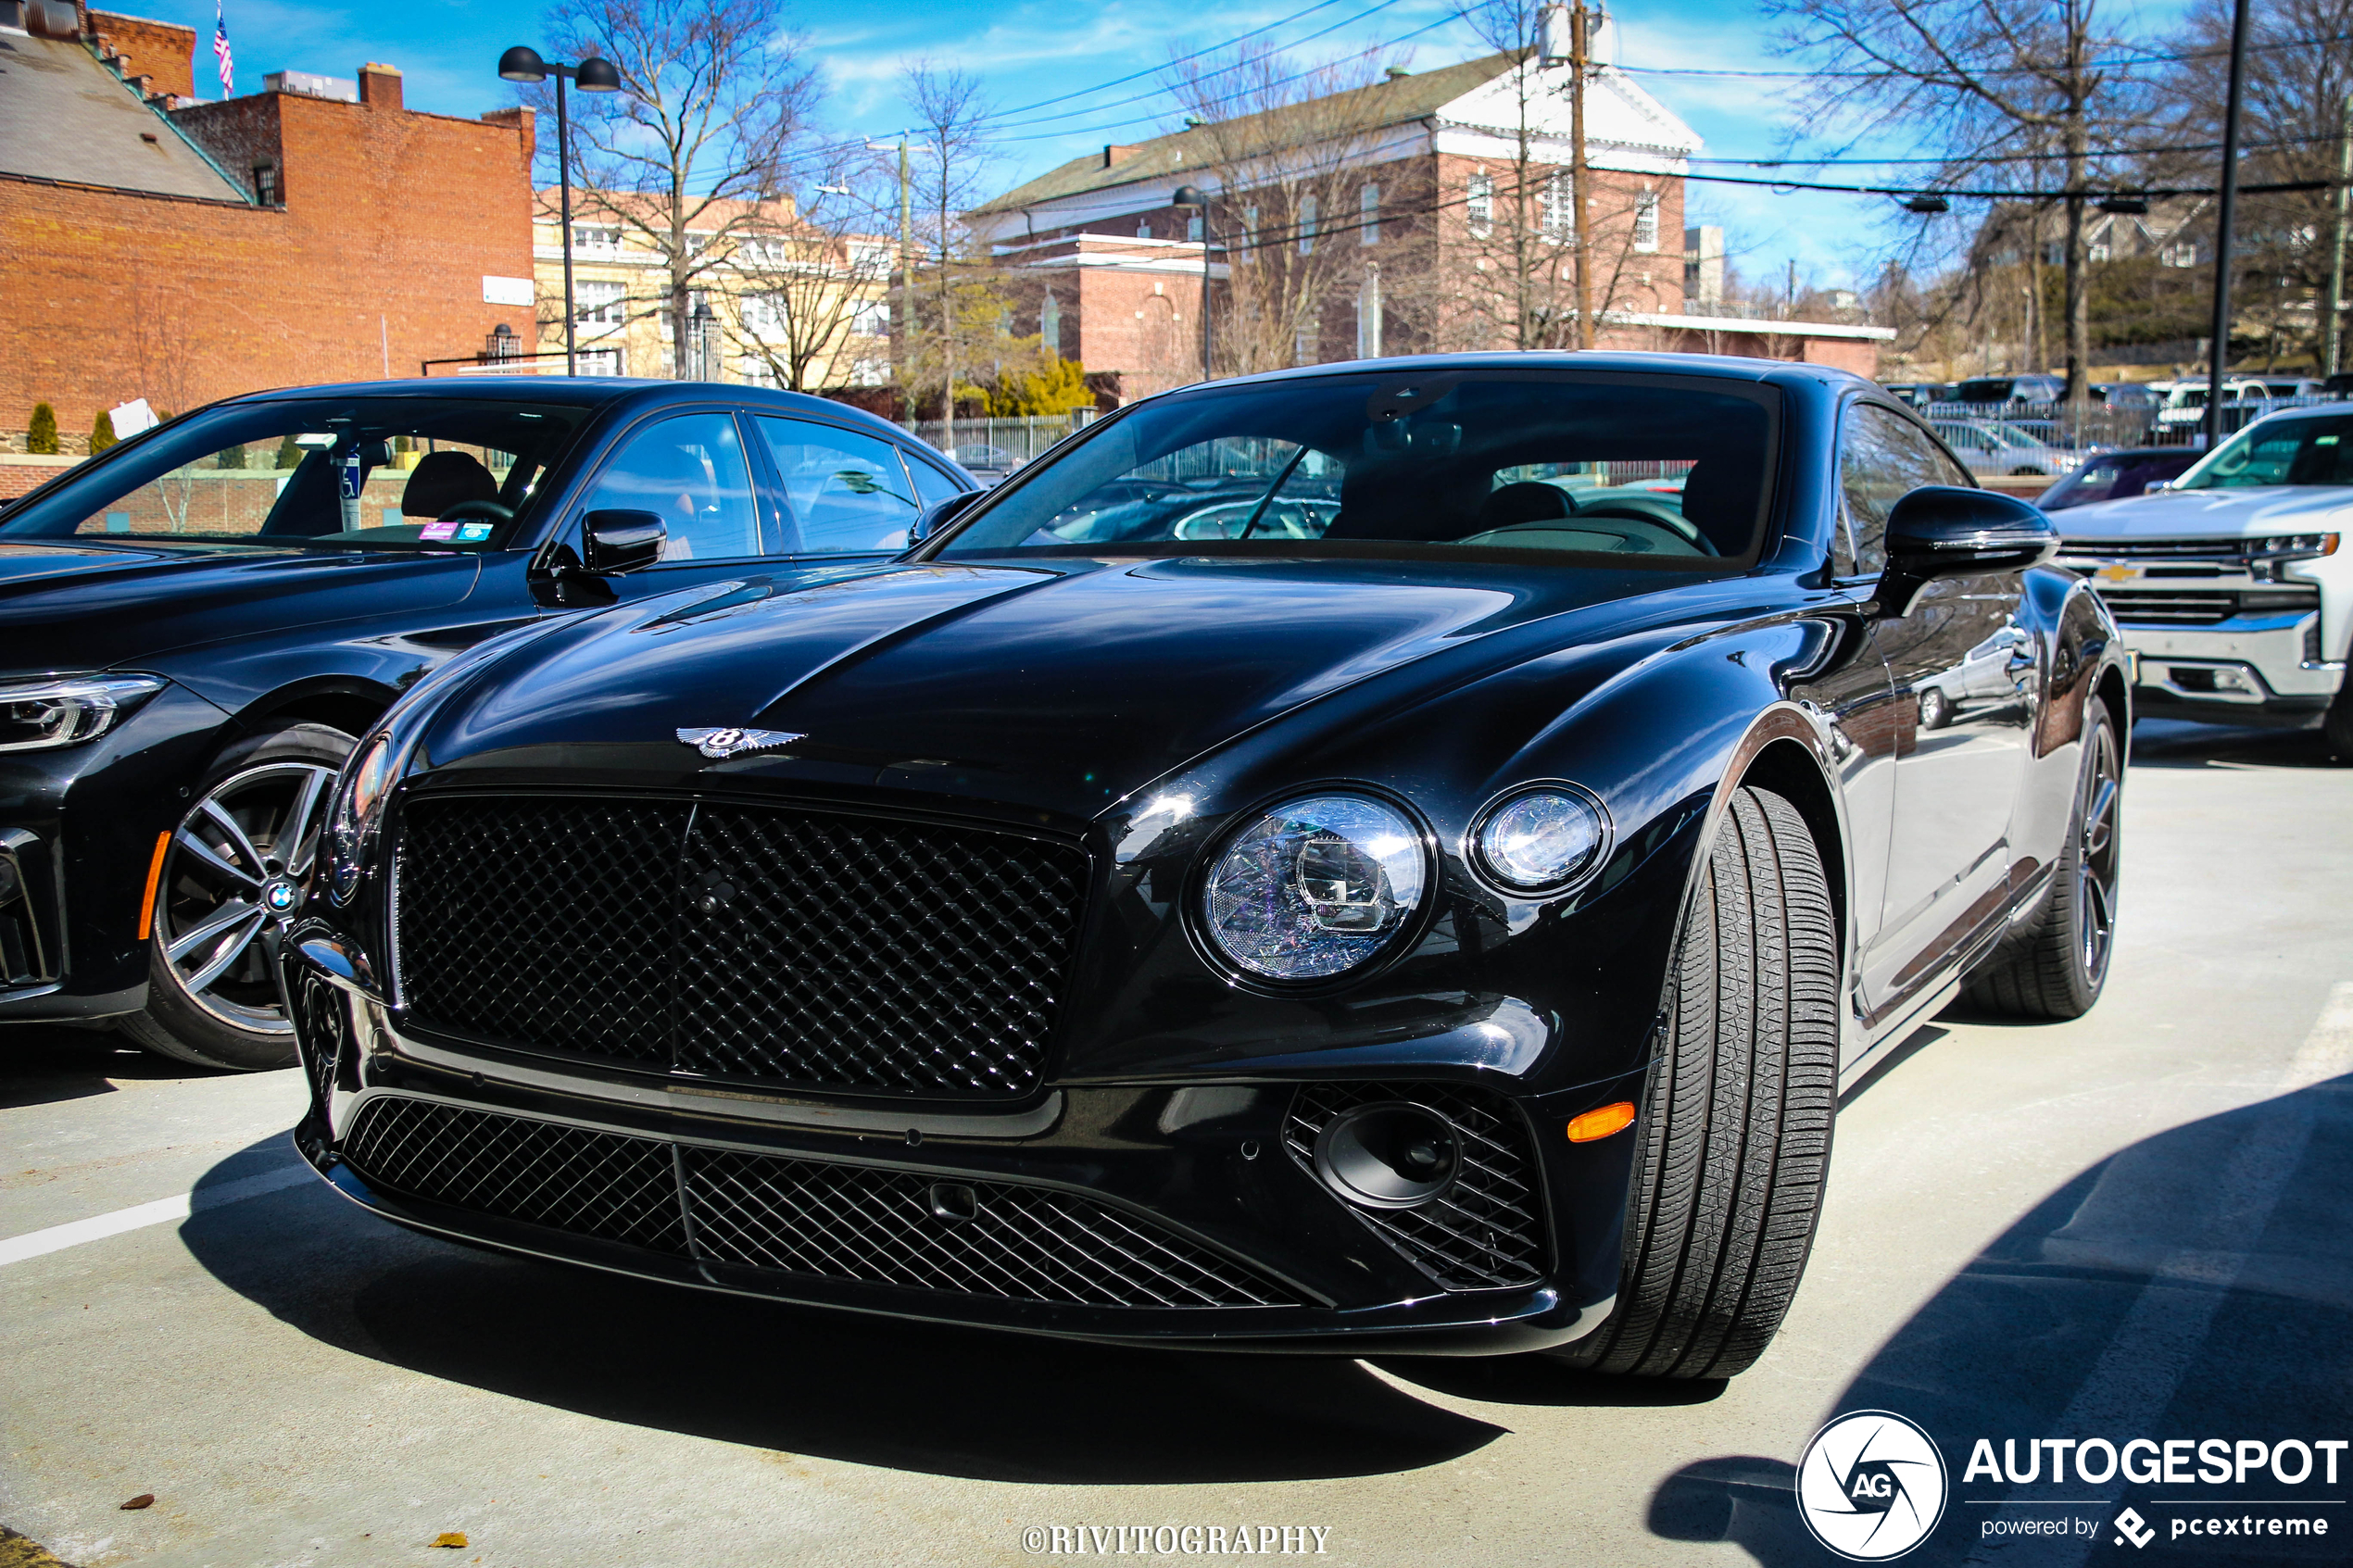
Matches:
[[136, 831, 170, 940], [1567, 1101, 1638, 1143]]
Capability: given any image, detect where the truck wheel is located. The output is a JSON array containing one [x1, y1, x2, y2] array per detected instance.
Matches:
[[1550, 785, 1840, 1379], [1962, 696, 2120, 1019], [115, 723, 354, 1071], [2325, 682, 2353, 760]]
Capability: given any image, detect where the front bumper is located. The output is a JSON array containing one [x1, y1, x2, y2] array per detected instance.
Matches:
[[283, 954, 1638, 1355]]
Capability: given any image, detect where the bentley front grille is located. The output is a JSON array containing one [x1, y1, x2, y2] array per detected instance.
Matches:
[[396, 796, 1088, 1099], [342, 1096, 690, 1255], [1285, 1082, 1548, 1291], [338, 1096, 1299, 1311], [684, 1148, 1300, 1309]]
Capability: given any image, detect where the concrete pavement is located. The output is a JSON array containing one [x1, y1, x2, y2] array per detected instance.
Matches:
[[2, 720, 2347, 1567]]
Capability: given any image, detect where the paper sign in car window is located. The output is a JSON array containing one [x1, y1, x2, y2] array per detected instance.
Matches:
[[455, 521, 496, 542], [419, 520, 461, 541]]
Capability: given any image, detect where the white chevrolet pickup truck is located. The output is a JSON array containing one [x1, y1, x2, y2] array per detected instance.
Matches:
[[2053, 402, 2352, 750]]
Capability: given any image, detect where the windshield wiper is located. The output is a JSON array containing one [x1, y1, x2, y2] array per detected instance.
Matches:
[[1238, 446, 1310, 539]]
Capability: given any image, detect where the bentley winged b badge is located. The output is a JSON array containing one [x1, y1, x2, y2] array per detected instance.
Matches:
[[677, 727, 806, 759]]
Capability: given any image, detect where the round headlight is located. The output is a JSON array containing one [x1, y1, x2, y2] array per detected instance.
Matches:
[[325, 733, 396, 903], [1473, 787, 1607, 892], [1202, 794, 1426, 980]]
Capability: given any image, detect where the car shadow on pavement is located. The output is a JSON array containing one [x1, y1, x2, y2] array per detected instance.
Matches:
[[1647, 1071, 2353, 1565], [0, 1024, 213, 1110], [2127, 719, 2343, 771], [177, 1139, 1506, 1486]]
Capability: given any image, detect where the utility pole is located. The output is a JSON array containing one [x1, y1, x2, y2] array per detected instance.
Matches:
[[2324, 92, 2351, 378], [1568, 4, 1593, 350], [2205, 0, 2251, 450]]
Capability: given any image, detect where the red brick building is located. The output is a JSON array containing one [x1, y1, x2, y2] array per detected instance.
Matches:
[[969, 23, 1889, 401], [0, 7, 536, 441]]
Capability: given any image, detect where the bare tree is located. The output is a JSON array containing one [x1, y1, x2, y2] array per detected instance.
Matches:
[[529, 0, 821, 378], [722, 157, 899, 391], [1767, 0, 2158, 419], [901, 64, 997, 452], [1163, 43, 1400, 375]]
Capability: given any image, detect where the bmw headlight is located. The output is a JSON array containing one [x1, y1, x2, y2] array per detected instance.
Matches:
[[1202, 795, 1427, 980], [1471, 786, 1609, 893], [324, 732, 396, 903], [0, 674, 163, 752]]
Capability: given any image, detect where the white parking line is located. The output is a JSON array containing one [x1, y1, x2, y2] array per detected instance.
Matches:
[[0, 1162, 313, 1267]]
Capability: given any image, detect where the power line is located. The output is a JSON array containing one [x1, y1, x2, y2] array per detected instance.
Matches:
[[1613, 30, 2353, 80], [1692, 132, 2339, 169]]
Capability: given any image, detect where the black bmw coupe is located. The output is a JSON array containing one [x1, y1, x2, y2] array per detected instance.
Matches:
[[284, 355, 2128, 1377]]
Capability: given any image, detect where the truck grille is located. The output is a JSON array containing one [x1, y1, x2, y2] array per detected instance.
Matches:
[[2060, 536, 2242, 561], [2091, 588, 2320, 627], [1284, 1082, 1547, 1291], [340, 1096, 1298, 1310], [396, 796, 1088, 1099]]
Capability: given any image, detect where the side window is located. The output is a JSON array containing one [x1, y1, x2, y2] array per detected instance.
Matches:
[[756, 417, 921, 553], [903, 454, 964, 511], [577, 412, 761, 561], [1837, 406, 1912, 576]]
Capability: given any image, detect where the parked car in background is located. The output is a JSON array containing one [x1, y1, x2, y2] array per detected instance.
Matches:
[[2037, 446, 2204, 510], [0, 379, 974, 1069], [1929, 415, 2084, 476], [2054, 403, 2353, 750], [949, 443, 1019, 487], [1881, 383, 1948, 408], [1951, 373, 2066, 407], [283, 354, 2124, 1382], [2155, 378, 2271, 436]]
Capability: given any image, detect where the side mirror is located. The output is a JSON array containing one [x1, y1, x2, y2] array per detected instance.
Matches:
[[580, 508, 667, 574], [1875, 485, 2057, 618], [909, 489, 983, 545]]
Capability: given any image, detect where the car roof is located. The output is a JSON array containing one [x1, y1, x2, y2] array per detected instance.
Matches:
[[1150, 349, 1875, 399]]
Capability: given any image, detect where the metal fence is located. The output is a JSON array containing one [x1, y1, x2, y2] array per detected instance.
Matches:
[[1919, 392, 2350, 455], [904, 411, 1099, 471]]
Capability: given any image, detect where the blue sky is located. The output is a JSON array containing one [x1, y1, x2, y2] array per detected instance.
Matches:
[[143, 0, 2195, 293]]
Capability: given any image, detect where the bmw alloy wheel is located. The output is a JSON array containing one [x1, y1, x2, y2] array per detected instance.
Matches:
[[153, 760, 340, 1033]]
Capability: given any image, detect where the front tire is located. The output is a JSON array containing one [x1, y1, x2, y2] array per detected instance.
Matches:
[[1917, 686, 1952, 731], [115, 723, 353, 1071], [1553, 785, 1840, 1380], [1961, 695, 2120, 1019], [2325, 680, 2353, 760]]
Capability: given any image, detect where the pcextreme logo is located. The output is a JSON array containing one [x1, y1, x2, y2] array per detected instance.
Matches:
[[1795, 1411, 1950, 1561]]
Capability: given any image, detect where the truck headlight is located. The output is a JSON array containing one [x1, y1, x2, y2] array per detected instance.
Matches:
[[0, 675, 163, 752], [1202, 795, 1427, 980]]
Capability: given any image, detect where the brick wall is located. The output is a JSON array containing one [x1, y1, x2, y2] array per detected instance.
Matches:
[[86, 9, 195, 101], [0, 82, 535, 432]]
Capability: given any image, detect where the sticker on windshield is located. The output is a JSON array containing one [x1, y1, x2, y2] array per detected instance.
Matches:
[[455, 521, 495, 542], [418, 520, 460, 541]]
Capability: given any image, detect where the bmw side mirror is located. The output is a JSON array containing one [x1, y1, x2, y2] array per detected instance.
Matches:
[[1874, 486, 2057, 618], [910, 490, 983, 546], [581, 509, 667, 574]]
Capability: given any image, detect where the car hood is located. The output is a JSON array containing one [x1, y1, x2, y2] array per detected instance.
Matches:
[[422, 557, 1702, 821], [2053, 485, 2353, 540], [0, 539, 479, 673]]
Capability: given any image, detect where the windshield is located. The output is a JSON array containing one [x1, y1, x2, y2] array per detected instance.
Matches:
[[935, 371, 1778, 568], [2177, 412, 2353, 490], [0, 396, 588, 548]]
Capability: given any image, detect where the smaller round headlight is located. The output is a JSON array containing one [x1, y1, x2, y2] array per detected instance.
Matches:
[[1474, 787, 1607, 892], [325, 733, 396, 903]]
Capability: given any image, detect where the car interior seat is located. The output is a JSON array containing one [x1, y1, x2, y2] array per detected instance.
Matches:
[[400, 451, 500, 518]]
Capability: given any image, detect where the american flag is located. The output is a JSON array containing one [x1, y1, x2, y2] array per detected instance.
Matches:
[[212, 0, 233, 98]]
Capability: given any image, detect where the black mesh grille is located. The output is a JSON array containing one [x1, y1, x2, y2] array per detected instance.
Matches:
[[684, 1148, 1298, 1308], [394, 795, 1088, 1098], [1285, 1083, 1547, 1291], [398, 797, 688, 1065], [673, 806, 1085, 1096], [342, 1096, 689, 1254]]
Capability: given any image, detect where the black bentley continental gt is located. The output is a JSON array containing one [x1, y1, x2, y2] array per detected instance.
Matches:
[[283, 355, 2129, 1377]]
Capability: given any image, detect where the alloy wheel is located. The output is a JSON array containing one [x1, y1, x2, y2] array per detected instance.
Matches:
[[2076, 721, 2121, 984], [153, 760, 339, 1033]]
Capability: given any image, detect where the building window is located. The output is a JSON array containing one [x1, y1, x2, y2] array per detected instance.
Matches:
[[1298, 194, 1317, 257], [1137, 219, 1152, 240], [852, 299, 890, 337], [1041, 291, 1061, 355], [1541, 171, 1571, 240], [577, 347, 623, 376], [1359, 182, 1379, 245], [1633, 189, 1659, 253], [252, 164, 280, 206], [1466, 171, 1492, 238], [1242, 206, 1261, 251], [2159, 242, 2197, 269], [572, 224, 621, 254], [1187, 212, 1203, 242], [576, 279, 626, 326]]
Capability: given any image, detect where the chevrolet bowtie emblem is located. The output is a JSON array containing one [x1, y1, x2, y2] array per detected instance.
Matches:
[[2094, 562, 2142, 583], [677, 727, 806, 759]]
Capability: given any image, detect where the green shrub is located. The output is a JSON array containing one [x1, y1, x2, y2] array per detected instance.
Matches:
[[89, 410, 117, 454], [26, 403, 57, 455], [216, 441, 248, 469], [274, 435, 302, 470]]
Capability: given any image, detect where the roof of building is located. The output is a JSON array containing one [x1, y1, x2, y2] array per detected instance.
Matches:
[[972, 53, 1519, 217], [0, 31, 245, 201]]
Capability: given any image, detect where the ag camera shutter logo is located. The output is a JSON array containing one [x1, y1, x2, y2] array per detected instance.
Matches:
[[1795, 1410, 1949, 1561]]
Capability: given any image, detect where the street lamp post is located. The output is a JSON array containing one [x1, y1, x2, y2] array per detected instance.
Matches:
[[497, 46, 621, 376], [1173, 185, 1211, 382]]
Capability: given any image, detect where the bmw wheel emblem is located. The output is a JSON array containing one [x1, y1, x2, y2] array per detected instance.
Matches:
[[264, 882, 298, 914]]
